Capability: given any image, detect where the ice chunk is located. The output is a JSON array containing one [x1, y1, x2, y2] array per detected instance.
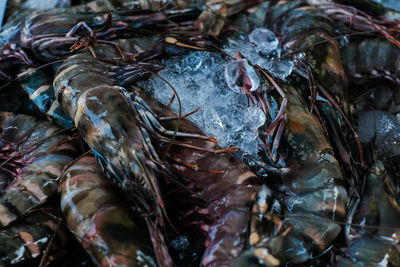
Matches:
[[269, 60, 294, 80], [224, 59, 259, 93], [203, 106, 226, 141], [245, 105, 266, 129], [239, 130, 261, 157], [249, 28, 279, 55], [248, 28, 281, 62]]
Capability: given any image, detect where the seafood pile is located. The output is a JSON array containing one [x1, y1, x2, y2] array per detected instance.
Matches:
[[0, 0, 399, 266]]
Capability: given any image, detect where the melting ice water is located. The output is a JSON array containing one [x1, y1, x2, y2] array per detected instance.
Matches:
[[139, 28, 292, 158]]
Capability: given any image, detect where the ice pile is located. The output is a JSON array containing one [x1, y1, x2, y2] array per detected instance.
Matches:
[[140, 28, 291, 157], [358, 110, 400, 157], [140, 51, 265, 156]]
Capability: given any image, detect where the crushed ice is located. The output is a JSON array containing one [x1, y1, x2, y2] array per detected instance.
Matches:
[[139, 28, 292, 158]]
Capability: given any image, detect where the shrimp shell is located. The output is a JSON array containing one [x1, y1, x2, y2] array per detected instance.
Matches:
[[59, 155, 157, 267], [0, 112, 78, 227]]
